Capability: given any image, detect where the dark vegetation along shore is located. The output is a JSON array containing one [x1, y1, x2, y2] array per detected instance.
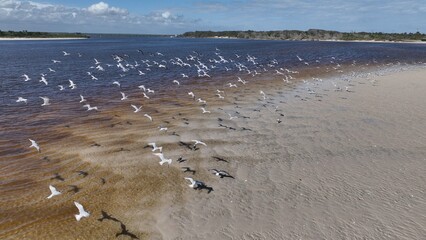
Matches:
[[0, 30, 89, 38], [180, 29, 426, 42]]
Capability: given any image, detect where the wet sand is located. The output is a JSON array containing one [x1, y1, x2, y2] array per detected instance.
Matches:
[[1, 65, 425, 239]]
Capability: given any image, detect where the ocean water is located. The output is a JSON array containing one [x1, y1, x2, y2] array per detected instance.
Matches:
[[1, 37, 426, 238]]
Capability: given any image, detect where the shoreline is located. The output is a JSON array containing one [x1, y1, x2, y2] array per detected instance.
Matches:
[[0, 37, 88, 41]]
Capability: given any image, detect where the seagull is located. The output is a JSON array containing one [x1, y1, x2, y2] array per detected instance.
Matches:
[[52, 59, 61, 64], [143, 92, 150, 99], [79, 95, 86, 103], [138, 85, 146, 92], [16, 97, 28, 104], [112, 81, 121, 87], [191, 140, 207, 146], [159, 127, 168, 131], [147, 88, 154, 94], [184, 177, 204, 188], [153, 153, 172, 165], [188, 92, 195, 98], [173, 80, 180, 85], [94, 58, 101, 65], [29, 139, 40, 152], [227, 113, 238, 120], [83, 104, 98, 111], [138, 70, 145, 75], [62, 51, 70, 56], [144, 113, 152, 121], [48, 68, 56, 73], [39, 76, 48, 85], [296, 55, 303, 61], [197, 98, 206, 104], [131, 104, 142, 113], [201, 107, 210, 114], [227, 83, 237, 88], [181, 73, 188, 78], [47, 185, 61, 199], [58, 85, 65, 91], [120, 92, 128, 100], [22, 74, 31, 81], [90, 74, 98, 81], [210, 169, 234, 178], [74, 201, 90, 221], [260, 90, 266, 100], [40, 97, 50, 106], [148, 142, 162, 152], [69, 80, 76, 89], [216, 94, 224, 99]]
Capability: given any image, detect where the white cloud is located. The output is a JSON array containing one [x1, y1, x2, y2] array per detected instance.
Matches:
[[0, 0, 196, 33], [86, 1, 127, 15]]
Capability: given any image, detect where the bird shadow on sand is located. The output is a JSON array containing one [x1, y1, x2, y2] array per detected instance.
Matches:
[[98, 210, 139, 239]]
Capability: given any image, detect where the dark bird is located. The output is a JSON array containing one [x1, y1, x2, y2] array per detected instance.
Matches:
[[91, 143, 101, 147], [210, 169, 234, 179], [181, 167, 196, 175], [51, 173, 64, 181], [177, 156, 186, 163], [116, 223, 139, 239], [77, 171, 88, 177], [98, 210, 120, 222], [68, 185, 80, 193], [212, 156, 228, 162], [100, 178, 106, 184]]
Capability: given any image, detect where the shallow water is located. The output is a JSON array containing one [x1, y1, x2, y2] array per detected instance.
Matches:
[[1, 37, 426, 239]]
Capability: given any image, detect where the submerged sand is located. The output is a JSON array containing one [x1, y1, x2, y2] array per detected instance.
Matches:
[[1, 65, 425, 239]]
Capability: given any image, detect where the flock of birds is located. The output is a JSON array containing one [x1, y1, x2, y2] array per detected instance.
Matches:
[[14, 43, 415, 238]]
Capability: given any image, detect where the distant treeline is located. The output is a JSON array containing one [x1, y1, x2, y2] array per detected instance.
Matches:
[[180, 29, 426, 42], [0, 30, 89, 38]]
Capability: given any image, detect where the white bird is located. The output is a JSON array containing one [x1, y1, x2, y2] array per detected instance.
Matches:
[[52, 59, 61, 64], [90, 74, 98, 80], [131, 104, 142, 113], [210, 169, 234, 178], [120, 92, 128, 100], [227, 113, 238, 120], [143, 92, 150, 99], [29, 139, 40, 152], [16, 97, 28, 104], [112, 81, 121, 87], [94, 58, 101, 65], [79, 95, 86, 103], [201, 107, 210, 114], [74, 201, 90, 221], [138, 70, 145, 75], [47, 185, 61, 199], [48, 68, 56, 73], [138, 85, 146, 92], [192, 140, 207, 146], [173, 80, 180, 85], [83, 104, 98, 111], [184, 177, 204, 189], [58, 85, 65, 91], [197, 98, 206, 104], [22, 74, 31, 81], [296, 55, 303, 61], [144, 114, 152, 121], [260, 90, 266, 100], [159, 127, 168, 131], [181, 73, 188, 78], [188, 92, 195, 98], [216, 94, 224, 99], [40, 97, 50, 106], [40, 76, 48, 85], [153, 153, 172, 165], [69, 80, 76, 89], [147, 88, 154, 94], [227, 83, 237, 88], [148, 142, 162, 152], [62, 51, 70, 56]]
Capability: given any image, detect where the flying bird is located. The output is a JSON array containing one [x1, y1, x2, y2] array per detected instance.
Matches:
[[22, 74, 31, 81], [47, 185, 61, 199], [131, 104, 142, 113], [148, 142, 162, 152], [153, 153, 172, 165], [29, 139, 40, 152], [16, 97, 28, 104], [120, 92, 128, 100], [74, 201, 90, 221], [40, 97, 50, 106], [144, 114, 152, 121], [192, 140, 207, 146]]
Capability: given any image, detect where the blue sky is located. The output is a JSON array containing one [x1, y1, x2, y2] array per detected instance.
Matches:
[[0, 0, 425, 34]]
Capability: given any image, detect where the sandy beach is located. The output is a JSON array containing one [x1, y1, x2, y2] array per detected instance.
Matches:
[[1, 62, 425, 239]]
